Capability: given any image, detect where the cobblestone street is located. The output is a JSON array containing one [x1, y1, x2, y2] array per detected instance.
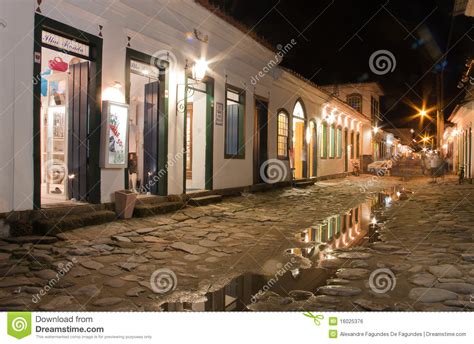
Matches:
[[0, 175, 473, 312]]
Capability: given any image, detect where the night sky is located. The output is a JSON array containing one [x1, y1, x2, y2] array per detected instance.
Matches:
[[207, 0, 473, 133]]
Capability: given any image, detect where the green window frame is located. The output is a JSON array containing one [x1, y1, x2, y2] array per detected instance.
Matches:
[[321, 122, 328, 158], [225, 85, 245, 159], [336, 127, 342, 158], [329, 125, 335, 158]]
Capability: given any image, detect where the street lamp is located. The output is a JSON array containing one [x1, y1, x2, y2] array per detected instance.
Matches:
[[373, 126, 379, 134], [192, 58, 208, 82]]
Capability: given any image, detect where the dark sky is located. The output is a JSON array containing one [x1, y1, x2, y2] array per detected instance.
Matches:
[[207, 0, 473, 132]]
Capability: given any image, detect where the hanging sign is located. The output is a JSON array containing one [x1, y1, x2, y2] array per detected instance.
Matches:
[[42, 30, 90, 57], [130, 60, 160, 79], [101, 101, 129, 168], [215, 102, 223, 126]]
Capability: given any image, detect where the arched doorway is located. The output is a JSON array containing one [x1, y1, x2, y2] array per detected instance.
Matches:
[[292, 100, 307, 179]]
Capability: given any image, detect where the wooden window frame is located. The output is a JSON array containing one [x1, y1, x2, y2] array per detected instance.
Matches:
[[277, 110, 289, 160], [224, 84, 246, 159], [321, 122, 328, 159], [347, 93, 362, 113], [329, 124, 336, 159], [336, 126, 342, 158]]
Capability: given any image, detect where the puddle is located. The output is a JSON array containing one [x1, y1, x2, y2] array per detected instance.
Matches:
[[163, 187, 404, 311]]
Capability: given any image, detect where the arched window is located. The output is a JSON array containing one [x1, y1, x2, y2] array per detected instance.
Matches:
[[347, 93, 362, 113], [277, 110, 289, 158]]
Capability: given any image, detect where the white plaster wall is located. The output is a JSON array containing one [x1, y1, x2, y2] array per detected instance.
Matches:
[[0, 0, 35, 212]]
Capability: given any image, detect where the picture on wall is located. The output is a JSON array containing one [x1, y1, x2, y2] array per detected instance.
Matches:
[[101, 101, 129, 168]]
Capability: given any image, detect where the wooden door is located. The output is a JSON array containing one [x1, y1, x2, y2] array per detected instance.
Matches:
[[253, 99, 268, 184], [143, 81, 160, 194], [67, 62, 89, 201]]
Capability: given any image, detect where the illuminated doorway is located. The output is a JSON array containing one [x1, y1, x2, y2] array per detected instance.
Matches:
[[292, 100, 307, 179]]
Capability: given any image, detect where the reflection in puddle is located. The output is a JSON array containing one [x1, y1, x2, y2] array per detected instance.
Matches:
[[163, 187, 402, 311]]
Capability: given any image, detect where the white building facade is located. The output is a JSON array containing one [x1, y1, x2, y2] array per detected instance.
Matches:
[[0, 0, 372, 214]]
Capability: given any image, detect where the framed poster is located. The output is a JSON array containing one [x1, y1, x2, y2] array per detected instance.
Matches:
[[215, 102, 224, 126], [101, 101, 129, 168]]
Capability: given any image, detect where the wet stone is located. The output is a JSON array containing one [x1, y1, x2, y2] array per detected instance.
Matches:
[[338, 252, 373, 259], [349, 260, 369, 268], [198, 239, 220, 248], [92, 297, 124, 307], [104, 278, 125, 288], [461, 253, 474, 262], [99, 266, 123, 277], [428, 264, 463, 278], [434, 282, 474, 295], [126, 287, 146, 297], [116, 262, 139, 272], [0, 265, 29, 276], [69, 266, 92, 278], [112, 236, 131, 243], [80, 261, 105, 270], [170, 242, 208, 255], [40, 296, 75, 311], [311, 295, 342, 304], [72, 285, 100, 297], [354, 298, 390, 311], [336, 268, 370, 280], [183, 254, 200, 262], [408, 287, 458, 303], [288, 290, 314, 301], [33, 269, 58, 280], [408, 273, 437, 287], [318, 285, 362, 296], [149, 252, 173, 260]]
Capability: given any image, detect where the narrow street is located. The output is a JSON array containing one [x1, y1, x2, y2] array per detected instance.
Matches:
[[0, 175, 472, 311]]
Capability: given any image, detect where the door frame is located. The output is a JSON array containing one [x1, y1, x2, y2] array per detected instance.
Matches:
[[33, 14, 102, 208], [124, 48, 169, 196], [182, 75, 214, 193], [344, 128, 349, 172], [309, 119, 318, 177], [291, 98, 308, 179], [253, 96, 269, 184]]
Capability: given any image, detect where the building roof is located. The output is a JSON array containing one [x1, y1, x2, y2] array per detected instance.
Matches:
[[194, 0, 276, 52]]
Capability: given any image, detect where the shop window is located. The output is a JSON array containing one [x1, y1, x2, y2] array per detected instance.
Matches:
[[321, 122, 328, 158], [277, 111, 289, 158], [337, 127, 342, 158], [225, 86, 245, 158], [329, 125, 335, 158], [347, 93, 362, 113]]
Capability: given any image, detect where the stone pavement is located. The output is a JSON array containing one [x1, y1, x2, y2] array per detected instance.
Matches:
[[0, 175, 473, 311]]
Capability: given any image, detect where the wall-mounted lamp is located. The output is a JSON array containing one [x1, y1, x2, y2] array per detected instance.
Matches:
[[192, 58, 208, 82]]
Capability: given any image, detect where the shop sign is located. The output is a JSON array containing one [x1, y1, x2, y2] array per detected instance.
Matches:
[[130, 60, 160, 79], [42, 30, 90, 57]]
